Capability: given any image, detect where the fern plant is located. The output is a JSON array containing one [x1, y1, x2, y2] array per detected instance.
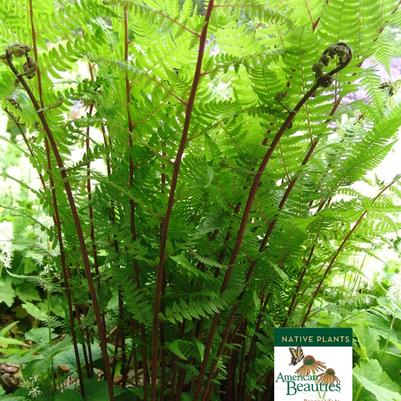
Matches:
[[1, 0, 401, 400]]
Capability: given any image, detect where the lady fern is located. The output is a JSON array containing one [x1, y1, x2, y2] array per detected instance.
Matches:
[[1, 0, 401, 400]]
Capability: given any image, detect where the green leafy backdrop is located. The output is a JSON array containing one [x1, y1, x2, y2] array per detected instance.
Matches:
[[0, 0, 401, 400]]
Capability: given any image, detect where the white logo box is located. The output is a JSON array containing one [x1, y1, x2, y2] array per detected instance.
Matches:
[[274, 328, 353, 401]]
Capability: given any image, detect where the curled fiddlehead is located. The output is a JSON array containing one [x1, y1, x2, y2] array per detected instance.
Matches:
[[5, 96, 21, 110], [313, 42, 352, 87], [1, 44, 37, 79], [5, 44, 31, 57], [22, 55, 37, 79]]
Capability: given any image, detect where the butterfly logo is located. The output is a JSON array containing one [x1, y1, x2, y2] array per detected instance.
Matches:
[[289, 346, 304, 366]]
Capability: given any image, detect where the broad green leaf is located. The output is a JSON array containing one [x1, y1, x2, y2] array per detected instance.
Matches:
[[0, 278, 15, 307], [0, 321, 19, 337], [25, 327, 56, 343], [22, 302, 48, 321], [83, 379, 123, 401], [15, 282, 41, 303], [54, 390, 84, 401], [354, 325, 380, 357], [0, 336, 27, 348], [353, 359, 401, 401], [115, 389, 140, 401]]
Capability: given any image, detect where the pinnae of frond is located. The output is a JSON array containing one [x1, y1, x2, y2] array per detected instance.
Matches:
[[151, 0, 215, 399], [301, 175, 401, 326], [151, 7, 200, 38], [132, 2, 200, 38], [140, 70, 187, 106]]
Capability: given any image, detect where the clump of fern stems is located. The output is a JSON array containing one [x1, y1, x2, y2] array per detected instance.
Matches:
[[1, 1, 401, 401]]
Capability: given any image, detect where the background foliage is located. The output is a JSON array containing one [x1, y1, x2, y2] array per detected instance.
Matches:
[[1, 0, 401, 400]]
